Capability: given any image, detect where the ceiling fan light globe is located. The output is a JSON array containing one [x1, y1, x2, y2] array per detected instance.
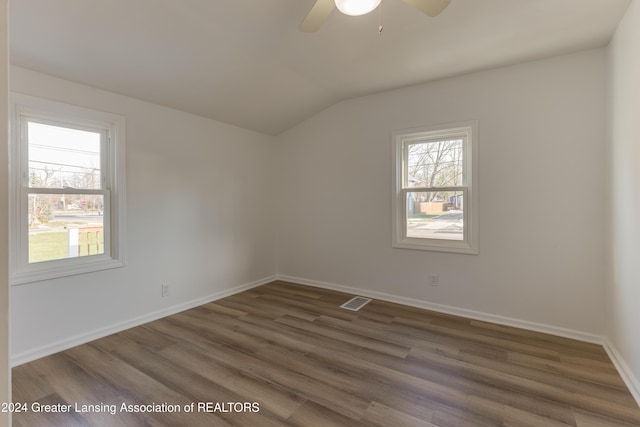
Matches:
[[334, 0, 382, 16]]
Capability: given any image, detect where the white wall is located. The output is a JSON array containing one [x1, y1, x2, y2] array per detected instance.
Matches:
[[0, 1, 10, 425], [607, 0, 640, 401], [10, 67, 277, 363], [277, 49, 608, 337]]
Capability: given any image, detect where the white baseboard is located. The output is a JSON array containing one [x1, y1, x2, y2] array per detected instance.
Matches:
[[11, 276, 276, 367], [603, 338, 640, 407], [276, 275, 603, 344]]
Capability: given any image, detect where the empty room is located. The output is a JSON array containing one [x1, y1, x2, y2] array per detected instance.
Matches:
[[1, 0, 640, 426]]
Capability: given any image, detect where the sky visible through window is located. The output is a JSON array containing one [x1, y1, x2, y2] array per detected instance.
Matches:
[[28, 122, 101, 190]]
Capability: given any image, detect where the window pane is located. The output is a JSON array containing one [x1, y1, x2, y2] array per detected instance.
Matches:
[[28, 122, 101, 190], [407, 139, 463, 188], [406, 191, 464, 240], [28, 193, 105, 263]]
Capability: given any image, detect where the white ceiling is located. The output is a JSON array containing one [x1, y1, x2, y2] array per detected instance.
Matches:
[[10, 0, 631, 135]]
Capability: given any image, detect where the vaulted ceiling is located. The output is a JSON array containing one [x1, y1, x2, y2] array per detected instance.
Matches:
[[10, 0, 631, 135]]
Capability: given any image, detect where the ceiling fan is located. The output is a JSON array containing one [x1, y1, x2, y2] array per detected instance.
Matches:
[[300, 0, 451, 32]]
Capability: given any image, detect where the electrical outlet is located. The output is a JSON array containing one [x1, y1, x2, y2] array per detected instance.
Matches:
[[429, 274, 439, 286], [161, 284, 169, 297]]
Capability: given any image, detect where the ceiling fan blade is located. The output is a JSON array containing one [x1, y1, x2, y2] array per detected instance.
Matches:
[[403, 0, 451, 17], [300, 0, 335, 32]]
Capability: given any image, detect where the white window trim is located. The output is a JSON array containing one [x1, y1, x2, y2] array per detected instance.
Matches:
[[391, 120, 478, 254], [10, 93, 127, 285]]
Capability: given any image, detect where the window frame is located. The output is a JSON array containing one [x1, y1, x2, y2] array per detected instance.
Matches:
[[10, 93, 127, 284], [391, 121, 478, 254]]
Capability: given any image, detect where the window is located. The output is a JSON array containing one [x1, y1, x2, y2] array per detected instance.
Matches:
[[10, 94, 126, 284], [392, 121, 478, 254]]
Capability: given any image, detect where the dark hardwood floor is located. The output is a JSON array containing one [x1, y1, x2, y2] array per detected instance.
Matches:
[[12, 281, 640, 426]]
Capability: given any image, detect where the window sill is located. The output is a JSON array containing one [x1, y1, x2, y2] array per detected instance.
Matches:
[[11, 258, 125, 286], [392, 239, 478, 255]]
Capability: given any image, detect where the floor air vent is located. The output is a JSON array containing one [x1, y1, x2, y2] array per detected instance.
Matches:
[[340, 296, 372, 311]]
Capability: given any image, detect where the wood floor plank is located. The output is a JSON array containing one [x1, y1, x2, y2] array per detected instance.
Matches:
[[507, 351, 628, 390], [91, 334, 292, 425], [238, 313, 364, 354], [356, 347, 579, 425], [252, 344, 372, 420], [12, 280, 640, 426], [361, 401, 438, 427], [12, 392, 92, 427], [502, 404, 575, 427], [274, 314, 411, 358], [13, 352, 152, 427], [573, 408, 640, 427], [61, 344, 206, 427], [286, 401, 370, 427], [257, 343, 441, 422]]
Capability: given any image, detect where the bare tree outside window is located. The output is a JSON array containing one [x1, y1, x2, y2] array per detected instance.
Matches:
[[407, 138, 463, 201]]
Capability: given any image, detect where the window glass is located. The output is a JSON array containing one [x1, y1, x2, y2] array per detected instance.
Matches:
[[407, 139, 463, 188], [28, 193, 105, 263], [28, 122, 102, 190], [406, 190, 464, 241]]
